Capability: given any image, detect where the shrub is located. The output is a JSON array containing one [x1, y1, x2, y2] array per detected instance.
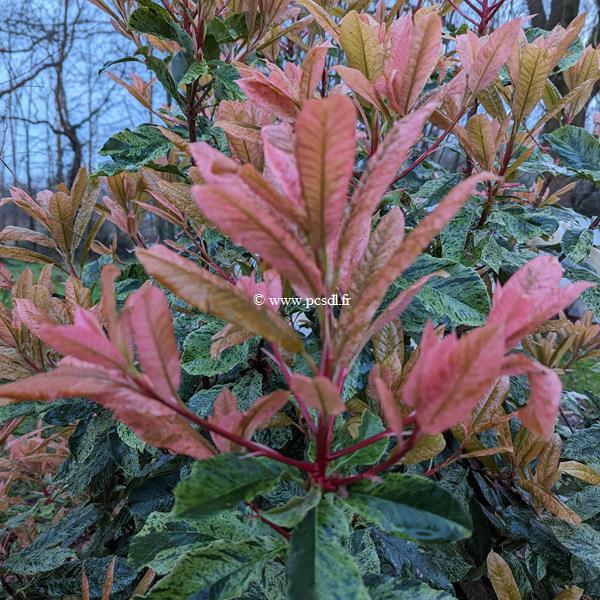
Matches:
[[1, 1, 600, 599]]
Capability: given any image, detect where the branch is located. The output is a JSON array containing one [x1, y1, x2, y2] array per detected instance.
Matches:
[[0, 61, 58, 98]]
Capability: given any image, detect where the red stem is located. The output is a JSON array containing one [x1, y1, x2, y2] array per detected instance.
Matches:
[[315, 415, 332, 478], [462, 0, 483, 15], [330, 426, 421, 487], [327, 430, 392, 460], [263, 346, 317, 435], [249, 502, 291, 540], [136, 378, 316, 473], [393, 108, 467, 185], [446, 0, 479, 27]]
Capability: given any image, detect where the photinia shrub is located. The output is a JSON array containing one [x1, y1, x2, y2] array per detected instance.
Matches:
[[1, 1, 600, 599]]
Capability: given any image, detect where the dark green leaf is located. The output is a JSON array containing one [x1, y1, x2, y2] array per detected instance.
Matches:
[[562, 359, 600, 397], [96, 125, 173, 176], [366, 575, 457, 599], [440, 198, 481, 262], [174, 454, 291, 518], [549, 520, 600, 589], [3, 504, 101, 575], [391, 255, 490, 331], [561, 228, 593, 263], [562, 261, 600, 315], [181, 320, 249, 376], [567, 486, 600, 521], [180, 60, 209, 84], [129, 0, 194, 54], [545, 125, 600, 183], [146, 536, 284, 600], [206, 14, 248, 43], [332, 410, 388, 472], [562, 424, 600, 465], [263, 487, 322, 528], [287, 497, 370, 600], [209, 60, 244, 101], [345, 474, 472, 542], [129, 510, 265, 574]]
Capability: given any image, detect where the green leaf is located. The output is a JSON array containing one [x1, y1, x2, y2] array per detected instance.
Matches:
[[412, 174, 463, 208], [209, 60, 245, 101], [146, 536, 285, 600], [181, 320, 250, 376], [116, 421, 147, 452], [263, 487, 322, 528], [0, 400, 56, 424], [488, 205, 559, 244], [392, 255, 490, 331], [98, 54, 142, 75], [561, 228, 594, 263], [3, 504, 101, 575], [345, 473, 472, 542], [350, 529, 381, 576], [145, 54, 181, 102], [180, 60, 209, 84], [526, 27, 583, 72], [331, 410, 388, 472], [174, 454, 291, 518], [287, 497, 370, 600], [562, 424, 600, 465], [567, 486, 600, 521], [129, 510, 264, 574], [129, 0, 194, 54], [549, 520, 600, 589], [480, 236, 537, 274], [562, 261, 600, 315], [440, 198, 481, 262], [96, 125, 173, 176], [562, 359, 600, 397], [206, 14, 248, 43], [369, 530, 467, 591], [366, 576, 457, 599], [545, 125, 600, 183]]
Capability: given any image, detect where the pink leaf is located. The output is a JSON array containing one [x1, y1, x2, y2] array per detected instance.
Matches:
[[337, 102, 437, 288], [404, 323, 505, 435], [189, 141, 240, 184], [127, 285, 180, 403], [467, 19, 522, 93], [13, 299, 56, 338], [101, 265, 134, 362], [335, 66, 383, 110], [337, 173, 492, 367], [300, 44, 330, 100], [369, 367, 403, 438], [0, 362, 124, 404], [237, 72, 299, 120], [294, 95, 356, 260], [262, 123, 306, 223], [210, 388, 289, 453], [487, 255, 594, 349], [290, 374, 345, 417], [0, 261, 12, 290], [0, 361, 213, 459], [137, 246, 303, 353], [192, 182, 323, 297], [502, 353, 561, 439], [386, 10, 442, 114], [36, 307, 125, 370]]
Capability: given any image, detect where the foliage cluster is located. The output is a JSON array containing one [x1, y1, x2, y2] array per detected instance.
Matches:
[[1, 1, 600, 599]]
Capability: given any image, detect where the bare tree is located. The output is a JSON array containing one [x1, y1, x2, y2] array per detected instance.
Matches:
[[0, 0, 147, 193]]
